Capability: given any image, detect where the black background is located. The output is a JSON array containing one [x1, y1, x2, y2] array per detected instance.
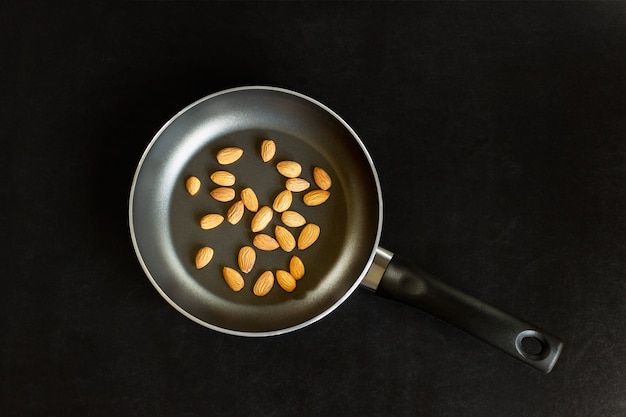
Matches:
[[3, 2, 625, 416]]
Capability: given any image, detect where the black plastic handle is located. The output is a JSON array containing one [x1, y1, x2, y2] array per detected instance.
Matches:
[[376, 255, 563, 373]]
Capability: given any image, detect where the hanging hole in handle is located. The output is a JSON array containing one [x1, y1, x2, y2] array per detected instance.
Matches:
[[515, 330, 549, 360]]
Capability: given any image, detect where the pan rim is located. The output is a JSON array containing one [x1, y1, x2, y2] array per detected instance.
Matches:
[[128, 85, 383, 336]]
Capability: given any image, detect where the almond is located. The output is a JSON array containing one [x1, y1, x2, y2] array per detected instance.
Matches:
[[276, 270, 296, 292], [253, 234, 280, 251], [285, 178, 310, 192], [210, 187, 235, 202], [210, 170, 236, 186], [289, 256, 305, 279], [195, 246, 214, 269], [200, 213, 224, 230], [303, 190, 330, 206], [253, 271, 274, 296], [226, 200, 245, 225], [185, 176, 201, 195], [275, 225, 296, 252], [298, 223, 320, 250], [217, 147, 243, 165], [281, 210, 306, 228], [241, 187, 259, 212], [276, 160, 302, 178], [313, 167, 332, 190], [222, 266, 244, 291], [238, 246, 256, 273], [251, 206, 273, 232], [261, 139, 276, 162], [272, 190, 292, 213]]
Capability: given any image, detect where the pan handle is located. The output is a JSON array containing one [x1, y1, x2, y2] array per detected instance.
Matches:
[[362, 247, 563, 373]]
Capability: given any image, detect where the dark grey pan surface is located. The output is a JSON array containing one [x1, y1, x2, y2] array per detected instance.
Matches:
[[130, 86, 382, 335]]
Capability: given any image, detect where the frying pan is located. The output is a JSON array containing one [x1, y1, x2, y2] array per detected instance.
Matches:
[[129, 86, 563, 373]]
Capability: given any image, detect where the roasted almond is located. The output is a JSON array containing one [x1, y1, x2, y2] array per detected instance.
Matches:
[[298, 223, 320, 250], [185, 176, 201, 195], [226, 200, 245, 225], [210, 187, 236, 202], [200, 213, 224, 230], [285, 178, 310, 192], [276, 160, 302, 178], [217, 147, 243, 165], [276, 270, 296, 292], [272, 190, 292, 213], [222, 266, 244, 291], [253, 271, 275, 296], [313, 167, 332, 190], [303, 190, 330, 206], [281, 210, 306, 228], [251, 206, 273, 232], [253, 234, 280, 251], [241, 187, 259, 212], [238, 246, 256, 273], [210, 170, 236, 186], [195, 246, 214, 269], [261, 139, 276, 162], [289, 255, 305, 279], [275, 225, 296, 252]]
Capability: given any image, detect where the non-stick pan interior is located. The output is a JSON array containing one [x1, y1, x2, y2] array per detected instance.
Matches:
[[130, 87, 382, 335]]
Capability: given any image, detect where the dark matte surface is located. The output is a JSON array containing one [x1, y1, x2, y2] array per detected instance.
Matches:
[[3, 2, 625, 416]]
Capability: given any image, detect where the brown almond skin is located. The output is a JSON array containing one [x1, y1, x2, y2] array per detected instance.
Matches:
[[303, 190, 330, 206], [281, 211, 306, 228], [238, 246, 256, 273], [261, 140, 276, 162], [275, 225, 296, 252], [272, 190, 292, 213], [210, 187, 236, 202], [195, 247, 214, 269], [276, 161, 302, 178], [276, 270, 296, 292], [285, 178, 310, 192], [298, 223, 320, 250], [313, 167, 332, 190], [200, 213, 224, 230], [222, 267, 244, 291], [226, 200, 245, 225], [186, 176, 201, 195], [210, 170, 236, 186], [251, 206, 273, 232], [241, 187, 259, 212], [253, 271, 275, 296], [289, 255, 305, 279], [253, 234, 280, 251], [217, 147, 243, 165]]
